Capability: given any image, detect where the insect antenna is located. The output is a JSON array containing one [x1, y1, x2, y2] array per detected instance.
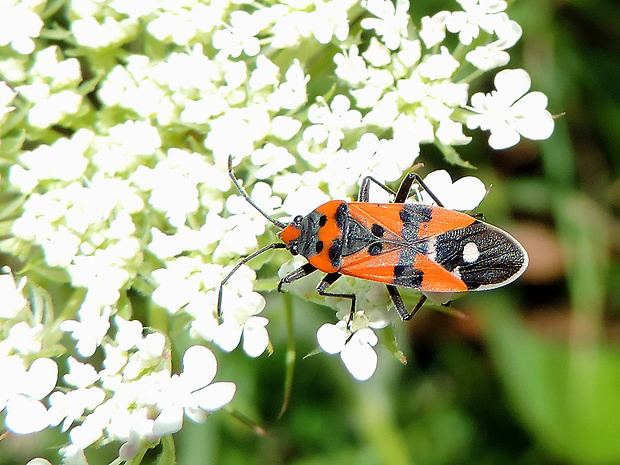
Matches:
[[227, 155, 287, 229]]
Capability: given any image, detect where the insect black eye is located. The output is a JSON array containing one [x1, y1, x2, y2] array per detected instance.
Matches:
[[293, 215, 303, 225]]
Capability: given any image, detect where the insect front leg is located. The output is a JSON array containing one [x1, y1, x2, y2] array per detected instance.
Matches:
[[277, 263, 318, 292]]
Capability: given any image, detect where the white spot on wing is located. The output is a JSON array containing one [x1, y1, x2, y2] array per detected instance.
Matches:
[[463, 241, 480, 263]]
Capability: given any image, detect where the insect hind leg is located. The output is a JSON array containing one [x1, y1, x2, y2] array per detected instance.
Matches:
[[386, 285, 410, 320], [358, 176, 397, 202], [359, 173, 445, 207], [394, 173, 444, 206]]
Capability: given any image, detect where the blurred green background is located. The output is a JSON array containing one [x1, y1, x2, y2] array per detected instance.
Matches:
[[2, 0, 619, 464]]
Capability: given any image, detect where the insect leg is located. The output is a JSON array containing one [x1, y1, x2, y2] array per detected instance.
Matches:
[[277, 263, 318, 292], [358, 176, 397, 202], [394, 173, 444, 206], [409, 294, 427, 319], [218, 242, 287, 318], [386, 284, 412, 320], [316, 273, 358, 325]]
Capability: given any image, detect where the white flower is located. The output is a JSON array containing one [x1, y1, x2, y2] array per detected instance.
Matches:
[[270, 115, 302, 140], [465, 18, 522, 70], [0, 82, 16, 119], [19, 86, 82, 128], [26, 459, 52, 465], [269, 9, 311, 49], [60, 305, 112, 357], [67, 250, 133, 308], [417, 47, 460, 80], [446, 0, 508, 46], [0, 271, 27, 319], [334, 45, 371, 86], [465, 43, 510, 71], [309, 0, 351, 44], [150, 346, 236, 436], [317, 320, 379, 381], [0, 3, 43, 54], [0, 322, 44, 356], [71, 17, 138, 48], [48, 385, 105, 432], [212, 11, 263, 58], [435, 118, 471, 146], [361, 0, 410, 50], [251, 143, 296, 179], [152, 257, 206, 314], [466, 68, 554, 149], [419, 11, 450, 48], [267, 60, 308, 111], [303, 95, 362, 151], [421, 170, 487, 211], [147, 10, 198, 45], [32, 46, 81, 87], [0, 356, 58, 434]]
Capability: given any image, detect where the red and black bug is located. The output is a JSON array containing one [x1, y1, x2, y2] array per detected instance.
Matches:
[[218, 156, 528, 320]]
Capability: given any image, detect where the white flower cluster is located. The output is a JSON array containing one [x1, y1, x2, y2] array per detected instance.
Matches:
[[0, 0, 553, 459], [0, 275, 235, 461]]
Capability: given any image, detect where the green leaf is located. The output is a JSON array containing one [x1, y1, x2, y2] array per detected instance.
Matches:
[[436, 142, 476, 168]]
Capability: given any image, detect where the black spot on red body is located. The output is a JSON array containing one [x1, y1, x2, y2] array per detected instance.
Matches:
[[399, 204, 434, 242], [315, 240, 324, 253], [393, 261, 424, 288], [368, 242, 383, 256], [329, 238, 343, 266], [335, 203, 348, 229]]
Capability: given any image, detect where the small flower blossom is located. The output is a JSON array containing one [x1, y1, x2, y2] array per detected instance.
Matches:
[[212, 11, 263, 58], [0, 82, 16, 119], [0, 271, 27, 319], [466, 68, 555, 149], [361, 0, 410, 50], [148, 345, 236, 436], [421, 170, 487, 211], [446, 0, 509, 46], [317, 317, 379, 381], [0, 356, 58, 434], [0, 2, 44, 54], [60, 305, 112, 358], [303, 95, 362, 151]]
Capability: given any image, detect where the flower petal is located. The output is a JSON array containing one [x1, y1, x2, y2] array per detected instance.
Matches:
[[494, 68, 531, 106], [23, 358, 58, 400], [5, 394, 50, 434], [317, 323, 347, 354], [193, 382, 236, 411], [242, 317, 269, 358], [340, 331, 378, 381], [152, 406, 184, 437], [182, 346, 217, 389]]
